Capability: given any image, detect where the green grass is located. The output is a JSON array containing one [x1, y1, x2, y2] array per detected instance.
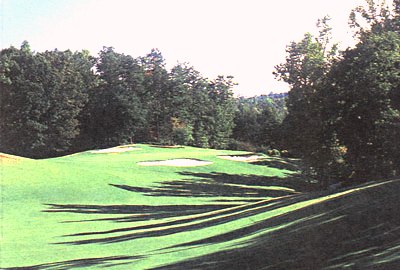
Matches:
[[1, 144, 399, 269]]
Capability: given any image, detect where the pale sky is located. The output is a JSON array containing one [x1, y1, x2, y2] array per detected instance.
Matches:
[[1, 0, 367, 96]]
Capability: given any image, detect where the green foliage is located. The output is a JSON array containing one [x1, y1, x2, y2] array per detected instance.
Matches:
[[140, 49, 171, 142], [232, 95, 287, 149], [0, 44, 237, 156], [206, 76, 237, 149], [326, 1, 400, 181], [274, 17, 340, 186], [228, 140, 259, 152], [0, 43, 95, 158], [326, 29, 400, 180], [349, 0, 400, 37], [79, 47, 146, 148], [275, 1, 400, 186]]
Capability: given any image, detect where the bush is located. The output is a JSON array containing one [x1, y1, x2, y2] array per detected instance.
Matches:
[[228, 140, 258, 152], [267, 149, 281, 157]]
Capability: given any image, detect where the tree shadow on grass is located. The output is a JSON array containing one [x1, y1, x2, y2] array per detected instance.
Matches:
[[31, 180, 400, 269], [176, 171, 316, 193], [111, 171, 315, 202], [45, 204, 235, 223], [3, 255, 143, 270], [250, 157, 302, 171], [33, 171, 318, 267], [43, 172, 315, 245], [152, 180, 400, 270], [47, 194, 309, 245], [112, 180, 291, 199]]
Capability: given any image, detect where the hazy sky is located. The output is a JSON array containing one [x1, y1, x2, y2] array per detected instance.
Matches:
[[1, 0, 367, 96]]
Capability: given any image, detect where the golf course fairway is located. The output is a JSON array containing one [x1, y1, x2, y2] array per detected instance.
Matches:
[[1, 144, 399, 269]]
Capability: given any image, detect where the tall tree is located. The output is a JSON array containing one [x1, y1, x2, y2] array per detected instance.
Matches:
[[140, 49, 171, 142], [274, 17, 343, 186], [39, 49, 95, 155], [0, 43, 50, 157], [165, 63, 203, 145], [327, 15, 400, 181], [0, 42, 95, 157], [206, 76, 237, 149], [274, 1, 400, 185], [80, 47, 145, 148], [233, 95, 287, 148]]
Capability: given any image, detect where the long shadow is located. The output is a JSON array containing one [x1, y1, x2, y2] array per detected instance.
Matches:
[[111, 181, 293, 199], [45, 204, 235, 223], [50, 194, 308, 245], [110, 172, 314, 201], [177, 171, 315, 193], [44, 172, 315, 245], [151, 180, 400, 270], [220, 154, 302, 171], [250, 157, 302, 171], [3, 255, 143, 270], [32, 171, 318, 266]]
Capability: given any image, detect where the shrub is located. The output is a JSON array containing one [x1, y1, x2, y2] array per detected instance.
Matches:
[[228, 140, 258, 152], [267, 149, 281, 157]]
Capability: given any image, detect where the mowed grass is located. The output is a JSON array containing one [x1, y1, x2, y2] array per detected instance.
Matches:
[[1, 144, 399, 269]]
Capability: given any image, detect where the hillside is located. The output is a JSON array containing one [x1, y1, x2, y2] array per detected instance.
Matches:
[[1, 144, 399, 269]]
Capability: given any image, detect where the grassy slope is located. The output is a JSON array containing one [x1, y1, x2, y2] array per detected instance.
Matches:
[[1, 144, 399, 269]]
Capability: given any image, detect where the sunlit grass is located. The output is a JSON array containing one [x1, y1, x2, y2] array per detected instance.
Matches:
[[1, 144, 399, 269]]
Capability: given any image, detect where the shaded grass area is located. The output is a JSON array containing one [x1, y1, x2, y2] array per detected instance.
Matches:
[[250, 156, 302, 172], [154, 180, 400, 270], [2, 145, 399, 269], [1, 144, 303, 268], [45, 195, 302, 245], [6, 256, 143, 270], [110, 173, 301, 199], [45, 204, 235, 223], [108, 171, 312, 204]]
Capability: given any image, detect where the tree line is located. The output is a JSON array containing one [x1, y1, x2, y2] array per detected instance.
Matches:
[[1, 0, 398, 189], [0, 41, 286, 159], [274, 0, 400, 186], [0, 44, 244, 157], [232, 94, 287, 152]]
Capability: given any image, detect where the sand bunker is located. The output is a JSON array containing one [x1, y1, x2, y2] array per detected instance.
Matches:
[[138, 159, 212, 167], [218, 154, 266, 162], [90, 147, 141, 154]]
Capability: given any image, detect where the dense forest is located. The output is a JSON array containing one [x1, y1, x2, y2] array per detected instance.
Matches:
[[0, 46, 232, 155], [1, 0, 399, 188], [274, 1, 400, 186], [0, 43, 285, 157]]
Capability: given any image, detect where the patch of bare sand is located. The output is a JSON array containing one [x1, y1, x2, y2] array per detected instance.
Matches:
[[137, 158, 212, 167], [90, 146, 141, 154], [218, 154, 266, 162]]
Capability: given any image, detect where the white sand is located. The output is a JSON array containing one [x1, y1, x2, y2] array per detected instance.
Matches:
[[90, 147, 141, 154], [137, 159, 212, 167], [218, 155, 266, 162]]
